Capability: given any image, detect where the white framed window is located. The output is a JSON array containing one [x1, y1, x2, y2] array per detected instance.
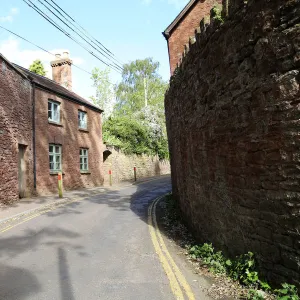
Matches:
[[80, 148, 88, 171], [48, 100, 60, 123], [78, 111, 87, 129], [49, 144, 62, 172]]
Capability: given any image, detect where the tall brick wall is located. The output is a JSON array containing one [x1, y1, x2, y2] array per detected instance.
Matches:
[[35, 88, 104, 194], [103, 147, 170, 185], [0, 57, 34, 204], [167, 0, 222, 74], [165, 0, 300, 287]]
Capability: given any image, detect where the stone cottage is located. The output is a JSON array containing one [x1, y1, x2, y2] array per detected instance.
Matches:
[[163, 0, 222, 75], [0, 52, 104, 204]]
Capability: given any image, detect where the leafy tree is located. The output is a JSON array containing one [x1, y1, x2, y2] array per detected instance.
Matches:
[[103, 116, 152, 156], [115, 58, 168, 115], [100, 58, 169, 160], [90, 68, 115, 120], [29, 59, 46, 76]]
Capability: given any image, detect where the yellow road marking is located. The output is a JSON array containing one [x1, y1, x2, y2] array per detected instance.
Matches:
[[148, 203, 185, 299], [0, 176, 168, 234], [0, 199, 79, 234], [152, 197, 195, 300]]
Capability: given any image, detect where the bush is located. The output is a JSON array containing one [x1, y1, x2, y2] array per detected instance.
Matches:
[[275, 283, 299, 300], [226, 252, 259, 286]]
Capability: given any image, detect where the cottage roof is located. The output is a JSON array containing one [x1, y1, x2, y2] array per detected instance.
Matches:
[[163, 0, 200, 39], [13, 63, 103, 113]]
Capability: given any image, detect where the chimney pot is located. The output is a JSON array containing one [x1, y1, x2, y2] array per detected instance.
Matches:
[[55, 53, 61, 59], [63, 51, 69, 58]]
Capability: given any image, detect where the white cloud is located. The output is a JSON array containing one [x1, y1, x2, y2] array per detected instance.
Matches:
[[0, 37, 84, 79], [11, 8, 19, 15], [0, 7, 19, 23]]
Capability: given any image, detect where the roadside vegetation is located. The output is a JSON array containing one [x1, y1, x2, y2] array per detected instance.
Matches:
[[162, 194, 299, 300], [90, 58, 169, 160]]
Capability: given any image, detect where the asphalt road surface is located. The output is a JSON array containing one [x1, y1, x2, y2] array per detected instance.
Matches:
[[0, 177, 180, 300]]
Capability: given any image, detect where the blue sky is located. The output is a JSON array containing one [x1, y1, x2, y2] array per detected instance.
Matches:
[[0, 0, 188, 99]]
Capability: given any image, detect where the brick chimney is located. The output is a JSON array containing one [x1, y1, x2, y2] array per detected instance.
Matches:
[[50, 51, 72, 90]]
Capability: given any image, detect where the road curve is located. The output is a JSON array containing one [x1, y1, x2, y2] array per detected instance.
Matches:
[[0, 177, 176, 300]]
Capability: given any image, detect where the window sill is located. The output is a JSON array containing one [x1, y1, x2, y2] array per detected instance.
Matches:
[[79, 128, 89, 133], [50, 172, 64, 175], [49, 121, 63, 127], [80, 171, 91, 175]]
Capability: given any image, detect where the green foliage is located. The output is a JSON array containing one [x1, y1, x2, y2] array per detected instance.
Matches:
[[211, 5, 223, 23], [103, 116, 151, 156], [90, 68, 114, 120], [275, 283, 299, 300], [189, 244, 227, 274], [227, 252, 259, 285], [29, 59, 46, 76], [166, 194, 299, 299], [247, 289, 265, 300], [188, 245, 261, 285], [101, 58, 169, 160], [115, 58, 167, 114], [259, 280, 271, 292]]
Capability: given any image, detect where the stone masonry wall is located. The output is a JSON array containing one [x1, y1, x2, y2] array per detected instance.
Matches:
[[103, 147, 170, 185], [168, 0, 222, 75], [35, 88, 104, 195], [165, 0, 300, 287], [0, 56, 34, 204]]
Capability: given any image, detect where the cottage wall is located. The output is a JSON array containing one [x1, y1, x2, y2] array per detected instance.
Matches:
[[0, 57, 34, 203], [35, 88, 104, 194]]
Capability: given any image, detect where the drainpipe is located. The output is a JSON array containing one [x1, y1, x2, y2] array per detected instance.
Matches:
[[31, 80, 37, 189]]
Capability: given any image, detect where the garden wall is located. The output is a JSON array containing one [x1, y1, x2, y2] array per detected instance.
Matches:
[[165, 0, 300, 286], [103, 147, 170, 185]]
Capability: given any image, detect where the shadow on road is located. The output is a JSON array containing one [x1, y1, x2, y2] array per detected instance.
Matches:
[[58, 247, 75, 300], [0, 175, 172, 299], [0, 263, 41, 299]]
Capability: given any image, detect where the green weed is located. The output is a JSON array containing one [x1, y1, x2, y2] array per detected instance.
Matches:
[[275, 283, 299, 300]]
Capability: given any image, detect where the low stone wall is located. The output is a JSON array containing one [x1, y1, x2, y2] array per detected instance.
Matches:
[[165, 0, 300, 287], [103, 147, 170, 185]]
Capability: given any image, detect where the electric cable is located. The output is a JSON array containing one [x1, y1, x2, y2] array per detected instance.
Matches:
[[21, 0, 122, 73], [36, 0, 123, 71], [0, 24, 116, 85]]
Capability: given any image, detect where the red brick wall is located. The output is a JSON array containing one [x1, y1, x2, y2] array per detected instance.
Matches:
[[168, 0, 222, 74], [165, 0, 300, 287], [35, 88, 104, 194], [0, 57, 34, 204]]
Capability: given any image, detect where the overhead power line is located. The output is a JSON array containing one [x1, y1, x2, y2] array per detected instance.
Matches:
[[21, 0, 123, 74], [46, 0, 124, 66], [36, 0, 123, 71], [0, 25, 116, 85]]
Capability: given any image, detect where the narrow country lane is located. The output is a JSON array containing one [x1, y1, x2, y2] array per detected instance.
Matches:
[[0, 177, 178, 300]]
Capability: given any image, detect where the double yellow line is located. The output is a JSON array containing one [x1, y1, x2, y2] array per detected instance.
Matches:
[[148, 196, 195, 300], [0, 198, 79, 234]]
